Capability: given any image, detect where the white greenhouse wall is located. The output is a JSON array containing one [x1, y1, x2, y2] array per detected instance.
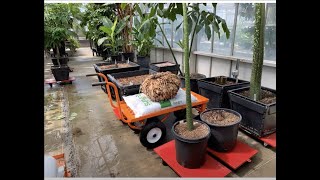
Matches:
[[151, 48, 276, 90]]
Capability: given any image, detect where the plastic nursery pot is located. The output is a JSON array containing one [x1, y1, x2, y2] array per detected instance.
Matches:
[[136, 56, 150, 69], [122, 52, 135, 62], [228, 86, 276, 137], [111, 54, 122, 61], [179, 73, 206, 94], [200, 108, 241, 152], [172, 120, 210, 169], [51, 65, 70, 81]]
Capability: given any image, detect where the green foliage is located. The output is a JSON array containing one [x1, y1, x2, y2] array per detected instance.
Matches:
[[44, 3, 82, 54], [80, 3, 116, 42], [130, 4, 157, 57], [98, 16, 129, 55], [66, 36, 80, 52]]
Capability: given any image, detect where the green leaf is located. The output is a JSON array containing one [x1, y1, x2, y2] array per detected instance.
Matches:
[[97, 37, 107, 46], [221, 20, 230, 39], [187, 16, 193, 36], [149, 6, 156, 18], [135, 4, 143, 17], [157, 9, 163, 16], [204, 24, 211, 40], [176, 40, 184, 49], [155, 38, 164, 46], [101, 17, 113, 27], [176, 3, 183, 15], [159, 3, 164, 10], [212, 20, 220, 39], [134, 17, 140, 28], [120, 3, 127, 10], [195, 24, 202, 34], [99, 26, 111, 35], [175, 22, 182, 31]]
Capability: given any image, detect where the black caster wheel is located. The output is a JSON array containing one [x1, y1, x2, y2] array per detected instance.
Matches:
[[139, 121, 166, 149], [162, 159, 168, 166], [49, 83, 53, 88]]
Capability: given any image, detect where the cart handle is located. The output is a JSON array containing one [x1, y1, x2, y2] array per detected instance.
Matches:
[[88, 73, 123, 120], [86, 73, 99, 77], [92, 82, 106, 86]]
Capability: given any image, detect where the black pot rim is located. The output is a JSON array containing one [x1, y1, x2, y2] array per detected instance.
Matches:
[[172, 119, 211, 143], [200, 108, 242, 127], [228, 86, 276, 106], [178, 73, 206, 80]]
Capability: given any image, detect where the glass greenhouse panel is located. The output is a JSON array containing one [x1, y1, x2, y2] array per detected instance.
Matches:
[[233, 3, 255, 59], [213, 3, 236, 56], [197, 4, 214, 52], [172, 14, 183, 49], [264, 3, 276, 61]]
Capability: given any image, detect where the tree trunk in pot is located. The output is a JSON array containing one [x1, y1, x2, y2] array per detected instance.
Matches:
[[250, 3, 265, 101]]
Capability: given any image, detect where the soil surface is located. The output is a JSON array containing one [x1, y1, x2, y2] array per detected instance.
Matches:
[[202, 110, 239, 126], [117, 74, 151, 86], [174, 121, 209, 139], [155, 62, 176, 67], [213, 80, 236, 85], [100, 63, 132, 69], [190, 73, 206, 79], [239, 89, 276, 104]]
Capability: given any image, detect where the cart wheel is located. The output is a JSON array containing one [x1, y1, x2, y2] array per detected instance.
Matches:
[[174, 109, 186, 120], [49, 83, 53, 88], [263, 142, 268, 147], [139, 121, 166, 149], [162, 159, 168, 166], [129, 120, 147, 134]]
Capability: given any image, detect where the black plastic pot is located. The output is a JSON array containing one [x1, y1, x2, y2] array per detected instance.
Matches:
[[198, 76, 250, 108], [111, 54, 122, 61], [149, 61, 180, 75], [200, 108, 241, 152], [172, 120, 210, 169], [228, 86, 276, 137], [122, 52, 135, 62], [51, 57, 69, 66], [179, 73, 206, 94], [107, 69, 156, 100], [137, 56, 150, 69], [93, 61, 140, 94], [51, 65, 70, 81]]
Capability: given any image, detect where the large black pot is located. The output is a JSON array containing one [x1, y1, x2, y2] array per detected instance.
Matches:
[[136, 56, 150, 69], [111, 54, 122, 61], [179, 73, 206, 94], [122, 52, 135, 62], [149, 61, 180, 75], [51, 57, 68, 66], [200, 108, 241, 152], [228, 86, 276, 137], [198, 76, 250, 108], [172, 120, 210, 169], [51, 65, 70, 81]]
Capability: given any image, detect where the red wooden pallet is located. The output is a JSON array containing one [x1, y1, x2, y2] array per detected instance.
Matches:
[[260, 133, 276, 148], [207, 140, 258, 169], [45, 77, 75, 87], [154, 140, 231, 177]]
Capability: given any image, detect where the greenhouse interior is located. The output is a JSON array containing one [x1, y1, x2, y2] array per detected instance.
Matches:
[[44, 1, 276, 178]]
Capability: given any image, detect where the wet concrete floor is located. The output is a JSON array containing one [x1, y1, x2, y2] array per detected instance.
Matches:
[[44, 47, 275, 177]]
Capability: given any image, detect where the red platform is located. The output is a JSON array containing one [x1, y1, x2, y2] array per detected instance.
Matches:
[[45, 77, 75, 87], [260, 133, 276, 148], [154, 140, 231, 177], [207, 141, 258, 169]]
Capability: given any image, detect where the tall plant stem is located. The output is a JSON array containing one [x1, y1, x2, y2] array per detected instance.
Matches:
[[183, 3, 193, 131]]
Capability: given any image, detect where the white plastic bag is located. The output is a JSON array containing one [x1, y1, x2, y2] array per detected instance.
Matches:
[[123, 88, 197, 118]]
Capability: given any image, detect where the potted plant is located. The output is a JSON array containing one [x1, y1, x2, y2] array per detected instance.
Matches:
[[228, 3, 276, 137], [200, 108, 242, 152], [97, 16, 129, 61], [198, 75, 250, 108], [116, 3, 135, 61], [45, 4, 80, 81], [171, 3, 210, 169], [131, 5, 157, 68]]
